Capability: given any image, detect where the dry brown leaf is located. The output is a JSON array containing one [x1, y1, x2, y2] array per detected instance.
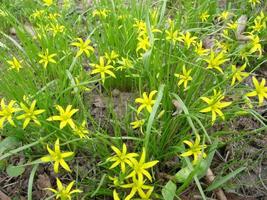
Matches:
[[36, 173, 53, 197], [236, 15, 249, 41], [0, 190, 11, 200]]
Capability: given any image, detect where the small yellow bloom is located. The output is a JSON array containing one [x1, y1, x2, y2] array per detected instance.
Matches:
[[93, 9, 109, 18], [203, 50, 229, 73], [47, 13, 61, 21], [127, 148, 158, 182], [107, 143, 138, 173], [0, 99, 19, 129], [248, 0, 261, 7], [231, 63, 249, 86], [7, 57, 23, 71], [72, 121, 89, 139], [43, 0, 53, 6], [218, 10, 231, 21], [174, 65, 193, 89], [30, 9, 45, 20], [74, 77, 91, 92], [48, 23, 65, 37], [47, 105, 78, 129], [246, 77, 267, 106], [200, 11, 210, 22], [113, 190, 120, 200], [38, 49, 57, 69], [104, 50, 119, 64], [91, 56, 116, 83], [133, 19, 146, 33], [117, 57, 133, 71], [136, 35, 150, 52], [16, 100, 45, 129], [194, 41, 209, 56], [71, 38, 94, 57], [41, 139, 74, 173], [178, 32, 197, 49], [121, 176, 154, 200], [109, 176, 122, 187], [165, 29, 180, 44], [135, 90, 157, 114], [130, 119, 145, 129], [46, 178, 82, 200], [251, 13, 266, 33], [248, 34, 262, 56], [227, 21, 238, 30], [200, 90, 232, 124], [180, 134, 207, 165]]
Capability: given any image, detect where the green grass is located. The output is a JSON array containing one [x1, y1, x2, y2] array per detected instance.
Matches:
[[0, 0, 266, 199]]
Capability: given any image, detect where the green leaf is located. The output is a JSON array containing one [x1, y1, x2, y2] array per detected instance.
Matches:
[[0, 137, 19, 155], [162, 180, 177, 200], [6, 164, 25, 177], [145, 84, 165, 150], [206, 167, 246, 191], [175, 166, 192, 183]]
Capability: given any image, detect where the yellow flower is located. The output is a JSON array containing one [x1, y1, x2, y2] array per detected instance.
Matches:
[[0, 99, 19, 129], [194, 41, 209, 56], [16, 100, 45, 129], [74, 77, 91, 92], [121, 176, 154, 200], [174, 65, 193, 89], [109, 176, 122, 187], [130, 119, 145, 129], [93, 9, 109, 18], [200, 11, 210, 22], [248, 34, 262, 56], [46, 178, 82, 200], [7, 57, 23, 71], [180, 134, 207, 165], [200, 90, 232, 124], [231, 63, 249, 86], [135, 90, 157, 114], [113, 190, 120, 200], [127, 148, 158, 182], [133, 19, 146, 33], [91, 56, 116, 83], [107, 143, 138, 173], [43, 0, 53, 6], [104, 50, 119, 64], [48, 23, 65, 37], [203, 50, 229, 73], [246, 77, 267, 106], [38, 49, 57, 69], [227, 21, 238, 30], [165, 29, 180, 44], [41, 139, 74, 173], [251, 13, 266, 33], [71, 38, 94, 57], [215, 40, 229, 53], [136, 35, 150, 52], [248, 0, 261, 7], [178, 32, 197, 49], [47, 13, 61, 21], [47, 105, 78, 129], [218, 10, 231, 21], [72, 121, 89, 139], [117, 57, 133, 71], [31, 9, 45, 20]]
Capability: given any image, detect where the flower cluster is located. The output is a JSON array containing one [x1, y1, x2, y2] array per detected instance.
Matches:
[[107, 143, 158, 200]]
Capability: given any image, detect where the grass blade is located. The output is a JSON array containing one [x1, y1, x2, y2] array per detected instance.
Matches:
[[145, 84, 165, 150], [206, 167, 246, 191]]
